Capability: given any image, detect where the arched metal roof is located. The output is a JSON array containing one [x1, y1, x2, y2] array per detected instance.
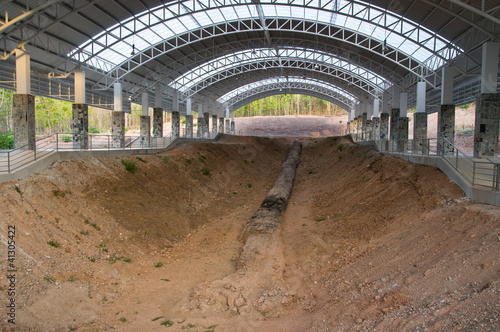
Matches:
[[0, 0, 499, 113]]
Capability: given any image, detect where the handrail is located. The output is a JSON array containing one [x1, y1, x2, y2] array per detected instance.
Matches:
[[0, 129, 228, 174]]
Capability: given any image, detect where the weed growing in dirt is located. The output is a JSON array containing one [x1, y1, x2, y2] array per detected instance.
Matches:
[[233, 191, 238, 195], [160, 320, 174, 327], [90, 222, 100, 231], [88, 256, 96, 263], [54, 217, 60, 223], [247, 183, 252, 188], [84, 219, 89, 224], [161, 279, 171, 282], [152, 316, 164, 321], [136, 157, 147, 163], [244, 159, 249, 164], [338, 154, 342, 159], [155, 262, 163, 268], [25, 210, 29, 214], [47, 240, 60, 248], [204, 324, 218, 331], [80, 230, 89, 235], [43, 276, 56, 283], [68, 275, 78, 282], [121, 159, 137, 173], [119, 317, 127, 323], [201, 167, 211, 176], [102, 296, 107, 302], [52, 189, 66, 198], [337, 143, 344, 152], [108, 254, 132, 264], [14, 186, 22, 196], [112, 186, 118, 192], [162, 155, 169, 163], [185, 158, 193, 165], [308, 169, 316, 174], [315, 217, 326, 222]]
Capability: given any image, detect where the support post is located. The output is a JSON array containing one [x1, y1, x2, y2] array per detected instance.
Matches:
[[171, 111, 180, 139], [212, 115, 218, 136], [153, 108, 163, 137], [112, 83, 125, 148], [72, 104, 88, 149], [219, 117, 225, 134], [414, 113, 428, 154], [140, 92, 150, 147], [231, 114, 235, 135], [186, 115, 193, 138], [380, 113, 389, 140], [203, 112, 209, 138], [438, 105, 456, 155]]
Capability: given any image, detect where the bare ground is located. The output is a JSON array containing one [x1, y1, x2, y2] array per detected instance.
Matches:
[[0, 118, 499, 331]]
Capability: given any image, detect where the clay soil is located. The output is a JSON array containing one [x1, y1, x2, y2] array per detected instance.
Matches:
[[1, 118, 500, 332]]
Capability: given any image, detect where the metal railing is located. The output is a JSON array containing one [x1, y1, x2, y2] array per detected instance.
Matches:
[[361, 133, 500, 192], [0, 130, 224, 174]]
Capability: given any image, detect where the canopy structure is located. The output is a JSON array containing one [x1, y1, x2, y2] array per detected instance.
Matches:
[[1, 0, 499, 113]]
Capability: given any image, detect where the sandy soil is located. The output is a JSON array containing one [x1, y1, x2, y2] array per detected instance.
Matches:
[[1, 126, 499, 331]]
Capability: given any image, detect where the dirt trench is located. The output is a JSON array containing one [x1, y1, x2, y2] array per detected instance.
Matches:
[[1, 134, 499, 332]]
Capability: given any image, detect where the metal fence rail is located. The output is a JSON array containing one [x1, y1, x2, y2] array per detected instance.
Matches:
[[0, 131, 222, 174]]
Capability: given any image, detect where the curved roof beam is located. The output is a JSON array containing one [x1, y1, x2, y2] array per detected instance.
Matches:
[[170, 48, 390, 99], [219, 76, 357, 111], [68, 0, 463, 87], [125, 39, 404, 98]]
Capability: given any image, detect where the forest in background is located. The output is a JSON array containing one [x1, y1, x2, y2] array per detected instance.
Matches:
[[0, 88, 346, 149]]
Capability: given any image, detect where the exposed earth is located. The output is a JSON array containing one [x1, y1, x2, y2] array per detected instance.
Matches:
[[1, 115, 500, 332]]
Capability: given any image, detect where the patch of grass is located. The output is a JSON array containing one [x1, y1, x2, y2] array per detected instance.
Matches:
[[108, 254, 132, 264], [47, 240, 60, 248], [337, 143, 344, 152], [155, 262, 163, 268], [161, 279, 171, 282], [90, 223, 100, 231], [121, 159, 137, 173], [122, 257, 132, 263], [161, 155, 169, 163], [198, 157, 206, 164], [160, 320, 174, 327], [201, 167, 211, 176], [88, 257, 96, 263], [112, 186, 118, 192], [244, 159, 249, 164], [136, 157, 147, 163], [338, 154, 342, 159], [152, 316, 164, 322], [80, 230, 89, 236], [84, 219, 89, 224], [61, 135, 72, 142], [98, 242, 106, 248], [315, 217, 326, 222], [101, 296, 107, 302], [54, 217, 60, 223], [52, 189, 66, 198], [308, 169, 316, 174], [43, 276, 56, 283], [232, 191, 238, 195], [119, 317, 127, 323], [68, 275, 77, 282], [247, 183, 252, 188], [185, 158, 193, 165]]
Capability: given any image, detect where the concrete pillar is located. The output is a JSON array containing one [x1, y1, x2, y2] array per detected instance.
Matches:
[[197, 103, 203, 138], [352, 117, 358, 134], [357, 115, 363, 136], [362, 112, 368, 140], [414, 113, 428, 154], [171, 111, 180, 139], [231, 114, 235, 135], [112, 84, 125, 148], [438, 105, 455, 155], [212, 115, 218, 135], [140, 115, 151, 147], [225, 119, 230, 134], [398, 92, 409, 151], [72, 104, 88, 149], [186, 115, 193, 138], [202, 112, 209, 138], [365, 119, 373, 141], [111, 111, 125, 148], [13, 94, 35, 149], [474, 93, 500, 158], [13, 49, 36, 150], [474, 42, 499, 158], [380, 113, 389, 140], [153, 108, 163, 137], [140, 92, 150, 147], [390, 108, 399, 140], [219, 117, 225, 133], [372, 117, 380, 140]]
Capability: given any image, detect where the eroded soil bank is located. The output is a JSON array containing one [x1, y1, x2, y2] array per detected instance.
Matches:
[[1, 134, 499, 331]]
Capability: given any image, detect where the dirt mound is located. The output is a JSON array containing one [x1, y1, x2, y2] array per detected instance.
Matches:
[[0, 135, 499, 332]]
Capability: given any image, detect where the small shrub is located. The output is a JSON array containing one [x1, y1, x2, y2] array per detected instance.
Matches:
[[14, 186, 22, 195], [201, 167, 211, 176], [119, 317, 127, 323], [88, 126, 100, 133], [136, 157, 147, 163], [121, 159, 137, 173], [61, 135, 72, 142], [161, 155, 169, 163], [47, 240, 60, 248], [315, 217, 326, 222], [247, 183, 252, 188], [155, 262, 163, 268], [337, 144, 344, 152], [185, 158, 193, 165], [43, 276, 56, 283], [80, 230, 89, 235], [90, 223, 100, 231], [152, 316, 164, 321], [0, 131, 14, 149], [88, 256, 96, 263]]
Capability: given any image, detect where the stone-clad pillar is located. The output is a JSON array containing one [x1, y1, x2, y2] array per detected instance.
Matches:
[[225, 119, 230, 134], [438, 105, 455, 155], [212, 115, 218, 135], [112, 111, 125, 148], [372, 117, 380, 140], [397, 117, 408, 153], [474, 93, 500, 158], [414, 113, 427, 154], [140, 115, 150, 147], [390, 108, 399, 141], [365, 119, 372, 141], [219, 117, 225, 133], [356, 116, 363, 135], [361, 113, 368, 140], [352, 117, 358, 134], [186, 115, 193, 138], [231, 120, 235, 135], [72, 103, 88, 149], [380, 113, 389, 140], [202, 112, 209, 138], [13, 94, 36, 149], [153, 108, 163, 137], [171, 111, 180, 139]]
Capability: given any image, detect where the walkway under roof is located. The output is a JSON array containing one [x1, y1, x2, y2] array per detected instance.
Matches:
[[1, 0, 499, 114]]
